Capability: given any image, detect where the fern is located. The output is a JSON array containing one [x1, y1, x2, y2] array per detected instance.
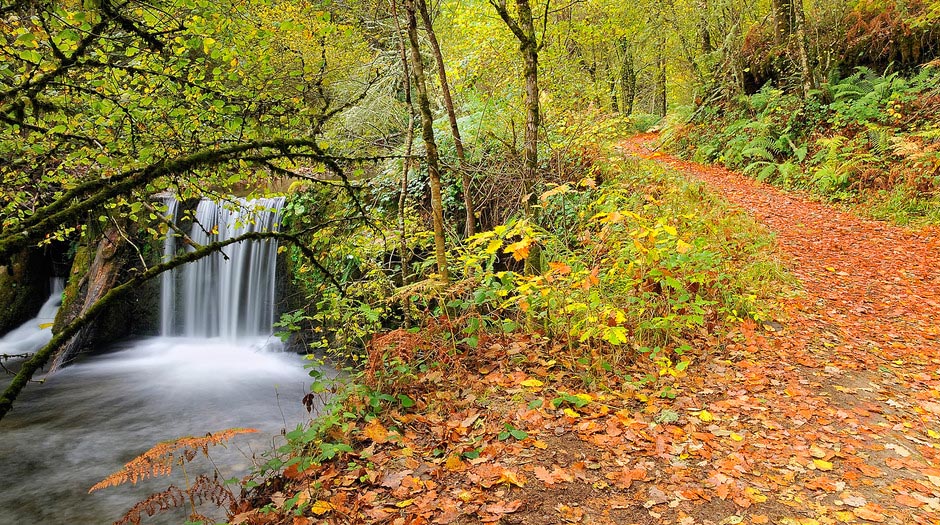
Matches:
[[90, 428, 258, 492], [113, 475, 236, 525]]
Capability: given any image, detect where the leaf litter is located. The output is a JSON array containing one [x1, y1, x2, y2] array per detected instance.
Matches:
[[235, 135, 940, 525]]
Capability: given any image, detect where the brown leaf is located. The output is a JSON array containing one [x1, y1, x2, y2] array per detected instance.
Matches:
[[481, 500, 523, 516], [380, 470, 412, 489]]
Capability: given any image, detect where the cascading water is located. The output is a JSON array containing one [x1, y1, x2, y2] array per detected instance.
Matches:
[[159, 198, 179, 337], [0, 196, 323, 525], [162, 197, 285, 339], [0, 277, 64, 356]]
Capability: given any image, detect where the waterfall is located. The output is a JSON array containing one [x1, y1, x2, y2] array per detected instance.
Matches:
[[161, 197, 285, 339], [160, 198, 180, 337], [0, 277, 64, 355]]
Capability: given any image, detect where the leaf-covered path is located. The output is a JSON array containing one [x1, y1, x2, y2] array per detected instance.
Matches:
[[240, 136, 940, 525], [617, 133, 940, 524]]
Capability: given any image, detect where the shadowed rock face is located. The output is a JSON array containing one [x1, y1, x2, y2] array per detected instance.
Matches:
[[0, 250, 52, 337], [52, 223, 159, 370]]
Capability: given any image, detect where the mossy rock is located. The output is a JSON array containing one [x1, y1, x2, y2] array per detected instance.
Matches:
[[52, 224, 160, 368], [0, 250, 51, 336]]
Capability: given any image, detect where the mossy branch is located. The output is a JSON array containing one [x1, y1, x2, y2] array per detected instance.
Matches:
[[0, 140, 399, 263]]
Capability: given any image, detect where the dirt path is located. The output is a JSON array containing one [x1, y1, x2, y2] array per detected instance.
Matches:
[[615, 134, 940, 524], [241, 136, 940, 525]]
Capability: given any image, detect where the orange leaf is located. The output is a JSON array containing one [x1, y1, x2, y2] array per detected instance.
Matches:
[[894, 493, 924, 508], [853, 507, 886, 522], [363, 420, 389, 444]]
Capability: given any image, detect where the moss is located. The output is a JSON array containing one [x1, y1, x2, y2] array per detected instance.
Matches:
[[0, 250, 51, 335]]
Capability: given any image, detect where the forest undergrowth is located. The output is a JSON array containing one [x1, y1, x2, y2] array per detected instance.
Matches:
[[663, 64, 940, 227]]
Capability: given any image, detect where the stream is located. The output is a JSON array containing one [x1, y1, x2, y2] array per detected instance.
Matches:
[[0, 337, 317, 525]]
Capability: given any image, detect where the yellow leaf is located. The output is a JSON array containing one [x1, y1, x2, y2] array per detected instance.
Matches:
[[698, 409, 715, 422], [731, 432, 744, 442], [504, 237, 533, 261], [813, 459, 833, 471], [834, 510, 857, 522], [662, 224, 677, 236], [458, 490, 474, 502], [745, 487, 767, 503], [497, 469, 526, 487], [533, 440, 548, 449], [676, 239, 693, 254], [38, 322, 54, 329], [563, 408, 581, 418], [520, 378, 544, 388], [396, 499, 415, 508], [445, 455, 464, 471], [485, 239, 503, 254], [928, 429, 940, 439], [573, 393, 593, 404], [310, 500, 333, 516]]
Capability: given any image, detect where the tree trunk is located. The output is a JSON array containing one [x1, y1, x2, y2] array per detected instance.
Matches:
[[490, 0, 541, 191], [792, 0, 815, 96], [416, 0, 476, 237], [699, 2, 713, 55], [390, 0, 415, 291], [654, 51, 667, 118], [618, 38, 636, 116], [404, 0, 449, 283], [772, 0, 794, 45]]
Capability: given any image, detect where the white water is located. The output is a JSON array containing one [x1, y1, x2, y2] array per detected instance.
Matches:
[[0, 278, 64, 356], [164, 197, 285, 338], [0, 197, 322, 524]]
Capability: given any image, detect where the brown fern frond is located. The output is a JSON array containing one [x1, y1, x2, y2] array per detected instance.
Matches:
[[114, 485, 187, 525], [90, 428, 258, 493], [111, 475, 235, 525]]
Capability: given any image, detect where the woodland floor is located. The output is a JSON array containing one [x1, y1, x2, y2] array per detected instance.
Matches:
[[247, 135, 940, 525]]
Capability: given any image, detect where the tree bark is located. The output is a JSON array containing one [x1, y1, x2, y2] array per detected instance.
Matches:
[[654, 50, 667, 118], [415, 0, 476, 237], [618, 38, 636, 116], [391, 0, 415, 290], [792, 0, 815, 96], [772, 0, 794, 45], [404, 0, 449, 283], [489, 0, 542, 190]]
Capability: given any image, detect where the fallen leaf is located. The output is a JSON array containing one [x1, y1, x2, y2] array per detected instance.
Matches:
[[445, 455, 464, 472], [482, 500, 523, 516], [310, 500, 333, 516], [521, 378, 544, 388], [698, 410, 715, 422], [363, 419, 389, 444], [745, 487, 767, 503], [497, 469, 526, 488], [852, 507, 885, 522], [813, 459, 833, 471], [556, 504, 584, 523], [894, 493, 924, 508]]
